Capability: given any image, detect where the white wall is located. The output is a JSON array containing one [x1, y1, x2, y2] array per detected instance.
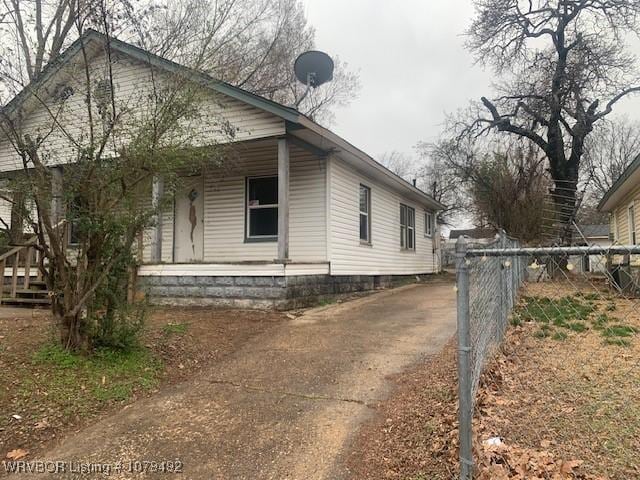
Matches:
[[142, 142, 327, 263], [0, 50, 286, 173], [328, 155, 438, 275]]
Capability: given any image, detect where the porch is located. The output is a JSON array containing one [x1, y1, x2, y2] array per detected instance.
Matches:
[[141, 136, 328, 266]]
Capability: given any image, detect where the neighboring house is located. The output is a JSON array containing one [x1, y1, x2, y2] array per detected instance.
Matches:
[[598, 156, 640, 291], [570, 224, 611, 273], [0, 30, 444, 308], [599, 155, 640, 249], [442, 228, 498, 266]]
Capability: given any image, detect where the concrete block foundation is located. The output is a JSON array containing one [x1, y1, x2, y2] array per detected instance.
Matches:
[[137, 273, 431, 310]]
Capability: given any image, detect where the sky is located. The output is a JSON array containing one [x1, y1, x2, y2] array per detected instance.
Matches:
[[302, 0, 640, 161]]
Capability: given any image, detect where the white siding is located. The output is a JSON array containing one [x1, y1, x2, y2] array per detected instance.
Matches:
[[141, 143, 327, 263], [0, 51, 285, 173], [328, 155, 438, 275]]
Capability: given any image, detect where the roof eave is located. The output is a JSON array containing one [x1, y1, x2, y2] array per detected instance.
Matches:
[[598, 153, 640, 212], [296, 116, 446, 211]]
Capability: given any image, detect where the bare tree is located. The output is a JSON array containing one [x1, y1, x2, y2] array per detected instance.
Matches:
[[0, 5, 230, 351], [140, 0, 360, 125], [464, 0, 640, 244], [415, 141, 468, 226], [377, 150, 416, 181], [584, 116, 640, 200]]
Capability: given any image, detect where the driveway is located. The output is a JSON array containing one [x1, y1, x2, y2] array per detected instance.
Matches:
[[22, 280, 456, 479]]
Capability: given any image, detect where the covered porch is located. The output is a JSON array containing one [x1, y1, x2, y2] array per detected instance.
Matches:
[[141, 135, 328, 266]]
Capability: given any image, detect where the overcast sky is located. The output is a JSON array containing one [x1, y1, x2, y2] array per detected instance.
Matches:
[[302, 0, 640, 161]]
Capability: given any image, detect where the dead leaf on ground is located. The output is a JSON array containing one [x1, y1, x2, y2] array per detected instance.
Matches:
[[6, 448, 28, 460]]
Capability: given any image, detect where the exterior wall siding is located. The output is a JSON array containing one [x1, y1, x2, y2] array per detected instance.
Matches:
[[611, 186, 640, 244], [0, 52, 285, 173], [328, 155, 438, 275], [141, 142, 327, 263]]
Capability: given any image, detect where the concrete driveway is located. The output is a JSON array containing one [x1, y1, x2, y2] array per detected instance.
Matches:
[[24, 280, 456, 479]]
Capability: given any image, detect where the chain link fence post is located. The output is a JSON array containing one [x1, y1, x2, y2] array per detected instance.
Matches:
[[455, 236, 473, 480]]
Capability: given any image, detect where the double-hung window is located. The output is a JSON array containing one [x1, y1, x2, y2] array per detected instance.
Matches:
[[629, 203, 636, 245], [359, 184, 371, 243], [425, 211, 434, 237], [246, 176, 278, 239], [400, 204, 415, 250]]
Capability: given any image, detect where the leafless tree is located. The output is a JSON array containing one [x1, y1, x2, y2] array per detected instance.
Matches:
[[0, 0, 360, 125], [414, 141, 469, 226], [0, 3, 231, 351], [139, 0, 360, 125], [463, 0, 640, 244], [377, 150, 416, 181], [584, 116, 640, 200]]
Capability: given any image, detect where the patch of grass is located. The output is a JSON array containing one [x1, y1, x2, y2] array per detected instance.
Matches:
[[510, 315, 523, 327], [605, 302, 616, 312], [593, 313, 612, 330], [601, 324, 638, 338], [604, 337, 632, 347], [534, 328, 551, 339], [568, 321, 588, 333], [552, 331, 568, 341], [162, 322, 188, 336], [29, 344, 161, 415], [517, 295, 595, 327], [317, 297, 337, 307]]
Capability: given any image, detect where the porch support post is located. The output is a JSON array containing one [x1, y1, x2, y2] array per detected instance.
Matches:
[[50, 167, 64, 226], [151, 176, 164, 263], [277, 138, 290, 262]]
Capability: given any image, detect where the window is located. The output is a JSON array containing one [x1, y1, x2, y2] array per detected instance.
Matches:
[[359, 184, 371, 243], [425, 211, 434, 237], [246, 176, 278, 239], [400, 204, 415, 250], [629, 203, 636, 245]]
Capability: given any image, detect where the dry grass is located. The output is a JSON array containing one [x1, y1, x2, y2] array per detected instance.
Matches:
[[476, 282, 640, 479], [347, 281, 640, 479], [0, 307, 283, 460]]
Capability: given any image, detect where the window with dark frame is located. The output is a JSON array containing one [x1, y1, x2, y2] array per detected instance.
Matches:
[[425, 211, 434, 237], [359, 184, 371, 243], [400, 204, 415, 250], [246, 176, 278, 239]]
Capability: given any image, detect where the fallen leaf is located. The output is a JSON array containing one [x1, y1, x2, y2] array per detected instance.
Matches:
[[6, 449, 28, 460], [560, 459, 584, 474]]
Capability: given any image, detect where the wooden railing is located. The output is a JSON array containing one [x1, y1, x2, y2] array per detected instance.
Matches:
[[0, 236, 41, 304]]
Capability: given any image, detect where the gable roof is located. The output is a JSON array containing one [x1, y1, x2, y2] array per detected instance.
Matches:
[[598, 154, 640, 212], [0, 29, 445, 211]]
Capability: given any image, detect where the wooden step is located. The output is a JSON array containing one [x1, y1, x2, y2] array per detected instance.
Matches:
[[1, 297, 51, 307], [2, 288, 50, 297]]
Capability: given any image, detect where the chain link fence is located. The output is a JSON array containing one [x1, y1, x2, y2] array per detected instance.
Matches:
[[455, 234, 640, 479]]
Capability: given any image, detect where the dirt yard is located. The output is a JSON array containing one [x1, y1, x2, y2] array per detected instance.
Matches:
[[347, 281, 640, 480], [0, 306, 284, 460]]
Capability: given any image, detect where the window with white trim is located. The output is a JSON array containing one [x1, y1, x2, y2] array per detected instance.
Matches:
[[425, 211, 434, 237], [400, 204, 415, 250], [246, 176, 278, 239], [629, 203, 636, 245], [359, 184, 371, 243]]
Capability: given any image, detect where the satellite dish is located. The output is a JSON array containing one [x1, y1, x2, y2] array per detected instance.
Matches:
[[293, 50, 334, 108], [294, 50, 334, 88]]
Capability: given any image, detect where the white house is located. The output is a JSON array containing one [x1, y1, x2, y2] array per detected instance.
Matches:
[[0, 31, 443, 308]]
